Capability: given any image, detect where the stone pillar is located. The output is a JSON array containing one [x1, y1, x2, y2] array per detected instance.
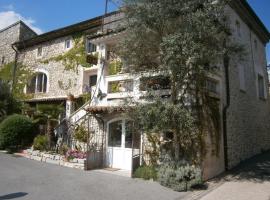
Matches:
[[66, 94, 75, 118]]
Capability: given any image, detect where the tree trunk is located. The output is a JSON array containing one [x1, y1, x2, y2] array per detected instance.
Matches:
[[171, 75, 180, 161], [47, 120, 53, 149], [173, 131, 180, 161]]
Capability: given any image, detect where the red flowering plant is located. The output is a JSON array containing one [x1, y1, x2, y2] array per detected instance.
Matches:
[[65, 149, 87, 161]]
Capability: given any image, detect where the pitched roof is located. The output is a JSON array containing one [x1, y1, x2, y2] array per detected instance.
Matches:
[[15, 11, 120, 50]]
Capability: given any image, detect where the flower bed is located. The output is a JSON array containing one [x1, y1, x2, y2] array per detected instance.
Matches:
[[24, 149, 87, 170]]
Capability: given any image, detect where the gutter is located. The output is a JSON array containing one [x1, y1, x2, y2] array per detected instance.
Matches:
[[222, 54, 230, 171], [11, 44, 19, 93]]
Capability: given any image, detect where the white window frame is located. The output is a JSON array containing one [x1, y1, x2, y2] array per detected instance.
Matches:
[[65, 39, 72, 50], [87, 40, 97, 54], [26, 71, 49, 94]]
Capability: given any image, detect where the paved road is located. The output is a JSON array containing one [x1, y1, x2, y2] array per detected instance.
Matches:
[[0, 153, 187, 200], [198, 151, 270, 200]]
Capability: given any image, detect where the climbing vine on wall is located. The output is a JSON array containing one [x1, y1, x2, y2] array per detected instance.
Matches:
[[0, 62, 34, 100], [42, 33, 97, 72], [58, 79, 72, 90]]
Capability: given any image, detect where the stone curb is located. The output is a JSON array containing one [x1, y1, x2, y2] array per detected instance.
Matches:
[[16, 150, 86, 170]]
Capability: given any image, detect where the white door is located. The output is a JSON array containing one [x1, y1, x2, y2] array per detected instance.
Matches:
[[107, 119, 134, 170]]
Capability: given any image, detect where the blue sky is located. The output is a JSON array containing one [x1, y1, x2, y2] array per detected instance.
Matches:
[[0, 0, 269, 63]]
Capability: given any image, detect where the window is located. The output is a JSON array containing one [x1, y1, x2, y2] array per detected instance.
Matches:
[[87, 42, 96, 53], [140, 76, 171, 91], [65, 39, 71, 49], [89, 75, 97, 87], [27, 73, 47, 94], [108, 120, 122, 147], [258, 74, 265, 99], [108, 120, 138, 149], [238, 65, 246, 91], [205, 79, 219, 94], [1, 56, 5, 65], [37, 47, 43, 57], [254, 39, 258, 50], [236, 20, 241, 37]]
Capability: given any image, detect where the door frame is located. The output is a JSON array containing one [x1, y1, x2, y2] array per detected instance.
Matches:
[[106, 118, 132, 169]]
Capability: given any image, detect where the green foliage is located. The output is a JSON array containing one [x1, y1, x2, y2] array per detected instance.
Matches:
[[42, 34, 94, 71], [120, 0, 244, 165], [59, 144, 69, 155], [0, 114, 36, 150], [130, 100, 200, 162], [0, 82, 21, 122], [158, 156, 202, 191], [58, 79, 72, 90], [34, 103, 64, 149], [33, 135, 49, 151], [74, 125, 88, 143], [109, 82, 121, 93], [0, 62, 33, 100], [108, 60, 122, 75], [134, 165, 157, 180]]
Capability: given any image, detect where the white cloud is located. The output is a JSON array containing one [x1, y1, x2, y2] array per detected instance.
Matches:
[[0, 10, 43, 34]]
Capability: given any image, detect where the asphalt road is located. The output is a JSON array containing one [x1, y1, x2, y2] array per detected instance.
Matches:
[[0, 153, 186, 200]]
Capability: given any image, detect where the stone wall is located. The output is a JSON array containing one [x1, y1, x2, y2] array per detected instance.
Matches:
[[18, 35, 85, 99], [0, 22, 36, 67], [225, 6, 270, 169]]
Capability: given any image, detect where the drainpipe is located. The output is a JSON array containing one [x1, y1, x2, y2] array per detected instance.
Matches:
[[11, 44, 19, 93], [223, 53, 230, 171]]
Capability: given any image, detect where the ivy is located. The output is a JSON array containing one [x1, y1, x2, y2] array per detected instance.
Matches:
[[58, 79, 72, 90], [42, 33, 96, 71], [0, 62, 34, 100], [108, 60, 122, 75]]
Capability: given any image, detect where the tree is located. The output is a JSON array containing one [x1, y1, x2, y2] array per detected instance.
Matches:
[[119, 0, 243, 163], [0, 82, 21, 122], [34, 104, 64, 148]]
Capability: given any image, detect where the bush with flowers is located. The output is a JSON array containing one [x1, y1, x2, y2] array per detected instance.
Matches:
[[65, 149, 87, 161]]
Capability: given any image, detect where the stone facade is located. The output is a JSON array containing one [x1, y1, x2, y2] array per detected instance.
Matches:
[[224, 6, 270, 169], [17, 36, 85, 99], [0, 21, 36, 67], [0, 3, 269, 179]]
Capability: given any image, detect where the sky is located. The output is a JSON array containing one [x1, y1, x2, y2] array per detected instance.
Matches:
[[0, 0, 269, 63]]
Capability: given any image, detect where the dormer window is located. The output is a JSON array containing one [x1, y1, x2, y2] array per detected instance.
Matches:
[[65, 39, 71, 49], [37, 47, 43, 57], [87, 41, 97, 53]]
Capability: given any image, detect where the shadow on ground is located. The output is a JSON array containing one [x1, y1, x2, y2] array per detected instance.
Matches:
[[0, 192, 28, 199], [215, 151, 270, 183]]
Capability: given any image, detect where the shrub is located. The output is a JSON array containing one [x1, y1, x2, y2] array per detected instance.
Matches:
[[158, 160, 203, 192], [0, 114, 36, 150], [33, 135, 49, 151], [74, 125, 88, 143], [65, 149, 86, 161], [59, 144, 69, 155], [134, 165, 157, 180]]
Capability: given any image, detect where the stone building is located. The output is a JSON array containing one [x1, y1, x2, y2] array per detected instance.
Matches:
[[1, 1, 269, 179], [0, 21, 37, 67]]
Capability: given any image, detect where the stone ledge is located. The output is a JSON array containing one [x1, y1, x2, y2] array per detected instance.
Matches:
[[23, 149, 86, 170]]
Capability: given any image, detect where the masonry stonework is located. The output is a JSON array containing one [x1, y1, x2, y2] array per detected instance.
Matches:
[[225, 6, 270, 169], [0, 22, 36, 67], [18, 35, 85, 99]]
